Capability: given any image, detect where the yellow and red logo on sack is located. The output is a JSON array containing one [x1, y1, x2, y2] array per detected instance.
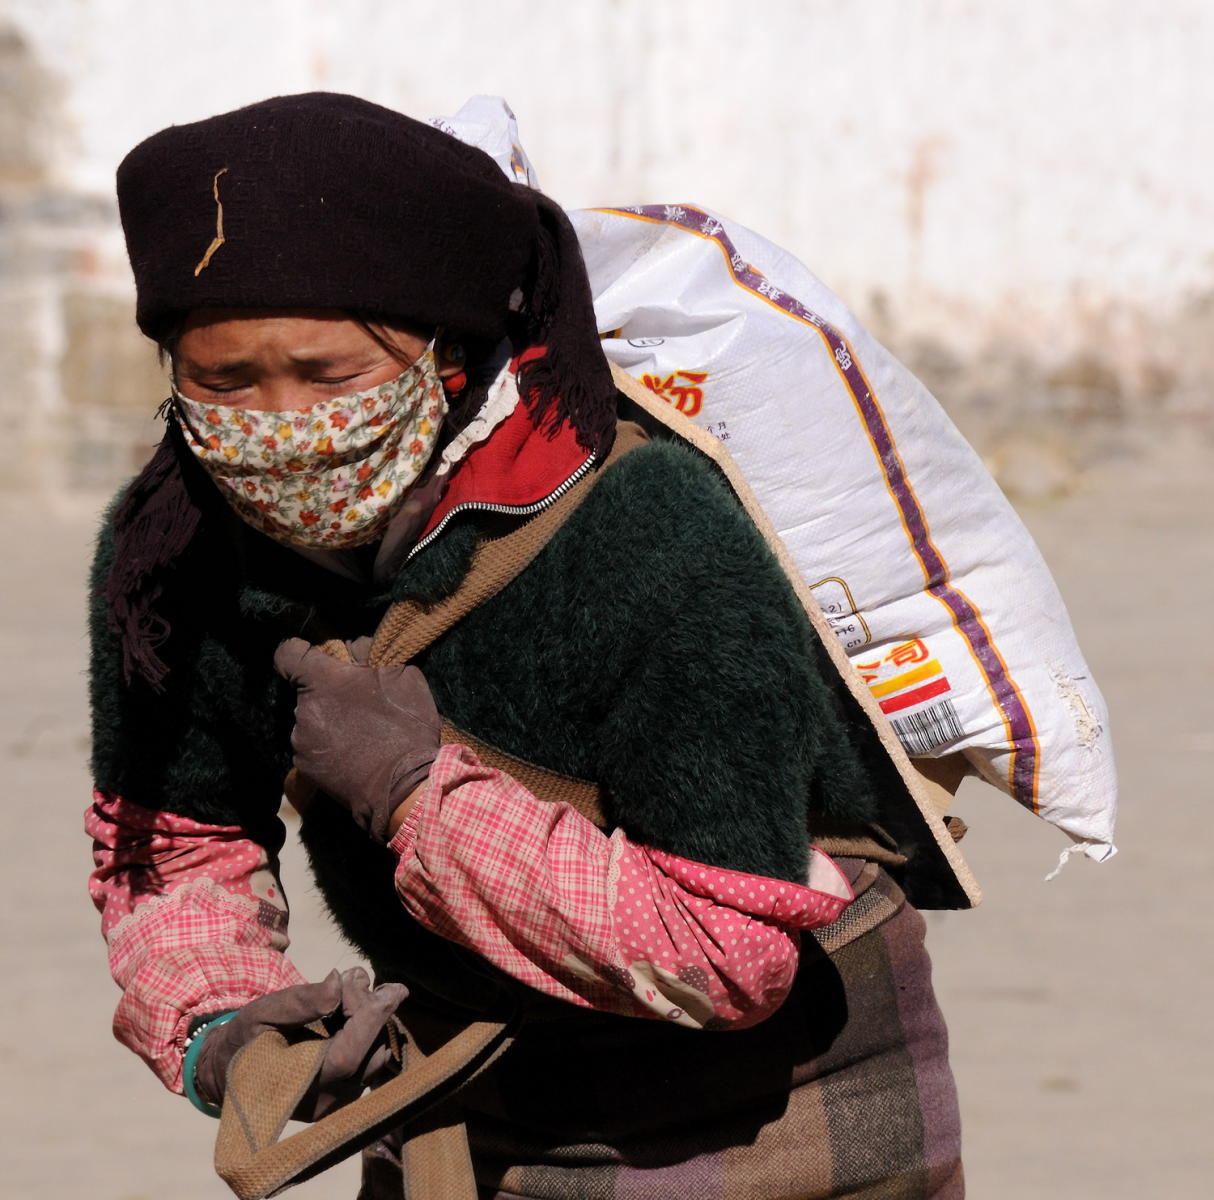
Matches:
[[856, 637, 953, 715], [641, 370, 709, 417]]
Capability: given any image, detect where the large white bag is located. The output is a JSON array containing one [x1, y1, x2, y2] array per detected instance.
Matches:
[[441, 98, 1117, 867]]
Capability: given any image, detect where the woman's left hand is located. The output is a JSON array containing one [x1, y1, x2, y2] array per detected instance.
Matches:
[[274, 638, 441, 842], [192, 968, 407, 1119]]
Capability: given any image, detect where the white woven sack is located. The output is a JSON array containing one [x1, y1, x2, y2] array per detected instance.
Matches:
[[441, 98, 1117, 866]]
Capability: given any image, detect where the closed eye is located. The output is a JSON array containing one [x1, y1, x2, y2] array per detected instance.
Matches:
[[194, 381, 252, 396]]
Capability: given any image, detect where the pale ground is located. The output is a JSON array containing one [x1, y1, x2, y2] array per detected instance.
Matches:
[[1, 427, 1210, 1199]]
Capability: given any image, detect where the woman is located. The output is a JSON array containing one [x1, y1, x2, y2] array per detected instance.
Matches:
[[87, 92, 963, 1197]]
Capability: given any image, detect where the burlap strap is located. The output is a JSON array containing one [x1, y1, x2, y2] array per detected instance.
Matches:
[[398, 1036, 481, 1200], [219, 424, 647, 1200], [215, 1016, 517, 1200], [440, 719, 606, 824], [302, 418, 641, 828], [365, 421, 650, 670]]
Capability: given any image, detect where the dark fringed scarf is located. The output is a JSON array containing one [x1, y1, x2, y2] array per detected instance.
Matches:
[[100, 418, 202, 690], [514, 193, 617, 457]]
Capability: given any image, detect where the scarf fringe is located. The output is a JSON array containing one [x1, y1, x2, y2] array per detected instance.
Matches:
[[100, 422, 202, 690], [516, 192, 618, 456]]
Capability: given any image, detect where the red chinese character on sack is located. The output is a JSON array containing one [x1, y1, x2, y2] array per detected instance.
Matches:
[[854, 656, 882, 685], [886, 638, 930, 667], [641, 370, 709, 418]]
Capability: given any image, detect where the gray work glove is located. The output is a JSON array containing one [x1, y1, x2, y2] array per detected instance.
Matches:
[[192, 968, 407, 1120], [274, 637, 441, 843]]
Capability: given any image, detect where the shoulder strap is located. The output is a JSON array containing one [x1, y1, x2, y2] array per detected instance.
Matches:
[[247, 421, 644, 1197], [307, 420, 648, 830], [439, 719, 606, 826], [364, 419, 649, 669]]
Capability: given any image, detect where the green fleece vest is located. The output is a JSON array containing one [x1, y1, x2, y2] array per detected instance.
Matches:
[[89, 437, 890, 985]]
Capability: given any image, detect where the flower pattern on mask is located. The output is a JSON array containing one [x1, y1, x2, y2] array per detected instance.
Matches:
[[172, 351, 447, 549]]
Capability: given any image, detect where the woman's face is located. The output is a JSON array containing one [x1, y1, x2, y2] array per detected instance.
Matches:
[[172, 309, 432, 412]]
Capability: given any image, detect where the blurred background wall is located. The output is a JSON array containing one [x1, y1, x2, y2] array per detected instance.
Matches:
[[3, 7, 1212, 1198], [2, 0, 1211, 501]]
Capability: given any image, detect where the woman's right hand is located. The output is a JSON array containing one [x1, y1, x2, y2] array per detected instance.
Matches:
[[192, 967, 406, 1119], [273, 638, 442, 843]]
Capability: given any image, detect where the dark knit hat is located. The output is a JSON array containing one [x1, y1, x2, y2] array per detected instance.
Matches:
[[118, 92, 537, 342]]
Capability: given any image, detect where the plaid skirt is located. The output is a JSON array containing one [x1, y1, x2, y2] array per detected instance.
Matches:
[[361, 864, 963, 1199]]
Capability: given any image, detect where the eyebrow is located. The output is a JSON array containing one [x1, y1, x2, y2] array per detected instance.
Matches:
[[182, 359, 254, 376], [180, 352, 374, 375], [286, 354, 368, 369]]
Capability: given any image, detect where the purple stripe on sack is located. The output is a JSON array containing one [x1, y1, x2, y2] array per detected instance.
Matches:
[[602, 204, 1039, 809]]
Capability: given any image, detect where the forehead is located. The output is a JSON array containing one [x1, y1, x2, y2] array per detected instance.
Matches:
[[173, 308, 433, 368], [176, 309, 376, 360]]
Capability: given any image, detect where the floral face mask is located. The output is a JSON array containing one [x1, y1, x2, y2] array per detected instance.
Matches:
[[172, 347, 447, 550]]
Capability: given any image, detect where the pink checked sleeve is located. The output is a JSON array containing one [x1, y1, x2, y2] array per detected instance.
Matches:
[[86, 791, 307, 1092], [389, 745, 853, 1029]]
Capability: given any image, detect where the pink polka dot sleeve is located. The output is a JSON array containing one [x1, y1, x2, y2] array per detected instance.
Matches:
[[389, 745, 854, 1029], [86, 791, 307, 1093]]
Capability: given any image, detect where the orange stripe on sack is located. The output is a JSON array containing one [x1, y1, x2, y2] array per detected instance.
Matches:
[[869, 659, 946, 699]]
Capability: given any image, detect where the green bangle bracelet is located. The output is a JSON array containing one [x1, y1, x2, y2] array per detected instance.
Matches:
[[182, 1010, 238, 1118]]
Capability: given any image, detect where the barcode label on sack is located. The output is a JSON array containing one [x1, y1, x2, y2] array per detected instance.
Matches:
[[889, 699, 965, 755]]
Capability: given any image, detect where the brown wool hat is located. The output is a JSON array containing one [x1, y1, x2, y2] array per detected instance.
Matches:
[[117, 92, 538, 341]]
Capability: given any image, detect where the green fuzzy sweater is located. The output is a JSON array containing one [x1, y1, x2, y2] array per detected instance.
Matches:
[[89, 435, 895, 980]]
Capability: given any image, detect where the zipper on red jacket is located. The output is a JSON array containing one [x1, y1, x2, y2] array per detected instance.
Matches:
[[406, 451, 597, 562]]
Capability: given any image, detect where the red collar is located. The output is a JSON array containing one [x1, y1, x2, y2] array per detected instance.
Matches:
[[413, 383, 594, 553]]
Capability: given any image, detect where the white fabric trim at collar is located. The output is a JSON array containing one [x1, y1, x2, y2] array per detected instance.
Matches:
[[434, 359, 521, 477]]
